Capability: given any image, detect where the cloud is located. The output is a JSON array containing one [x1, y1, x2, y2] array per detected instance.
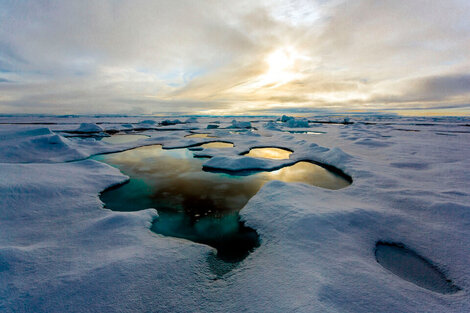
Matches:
[[413, 74, 470, 99], [0, 0, 469, 114]]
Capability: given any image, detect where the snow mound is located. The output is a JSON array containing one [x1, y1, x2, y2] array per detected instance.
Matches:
[[281, 115, 294, 122], [75, 123, 104, 133], [161, 119, 182, 126], [230, 120, 252, 129], [138, 119, 157, 125], [0, 127, 86, 163], [286, 118, 309, 128], [263, 121, 280, 130], [278, 115, 309, 127], [311, 145, 352, 169], [203, 156, 285, 172]]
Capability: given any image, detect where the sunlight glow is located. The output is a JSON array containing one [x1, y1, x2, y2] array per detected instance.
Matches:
[[266, 48, 295, 74], [259, 47, 305, 88], [231, 46, 307, 93]]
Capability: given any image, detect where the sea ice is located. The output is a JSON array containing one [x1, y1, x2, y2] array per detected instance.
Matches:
[[0, 114, 469, 313], [74, 123, 104, 133]]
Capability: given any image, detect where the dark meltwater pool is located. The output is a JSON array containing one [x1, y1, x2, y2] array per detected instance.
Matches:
[[375, 242, 460, 294], [92, 145, 351, 263]]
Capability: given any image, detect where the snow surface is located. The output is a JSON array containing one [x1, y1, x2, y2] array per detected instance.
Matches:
[[0, 114, 469, 312], [230, 119, 252, 129], [74, 123, 105, 133]]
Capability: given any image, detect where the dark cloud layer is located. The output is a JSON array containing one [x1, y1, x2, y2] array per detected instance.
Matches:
[[416, 74, 470, 98]]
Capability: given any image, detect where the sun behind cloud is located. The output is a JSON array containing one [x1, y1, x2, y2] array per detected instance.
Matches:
[[232, 46, 307, 92]]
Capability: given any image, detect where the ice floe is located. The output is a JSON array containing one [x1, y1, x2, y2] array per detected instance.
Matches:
[[0, 114, 469, 312]]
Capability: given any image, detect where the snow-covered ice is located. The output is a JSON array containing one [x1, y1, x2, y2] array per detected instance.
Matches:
[[74, 123, 105, 133], [0, 114, 469, 312]]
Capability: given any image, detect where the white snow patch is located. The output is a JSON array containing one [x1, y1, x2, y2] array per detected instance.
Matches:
[[0, 127, 86, 163], [0, 115, 469, 312], [75, 123, 104, 133], [230, 120, 252, 129]]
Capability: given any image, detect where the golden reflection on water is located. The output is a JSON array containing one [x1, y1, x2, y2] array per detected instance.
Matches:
[[185, 133, 217, 138], [101, 145, 349, 218], [245, 147, 292, 160], [261, 162, 350, 190], [200, 141, 234, 148]]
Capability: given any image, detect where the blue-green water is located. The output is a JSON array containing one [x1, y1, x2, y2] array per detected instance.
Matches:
[[92, 145, 350, 262]]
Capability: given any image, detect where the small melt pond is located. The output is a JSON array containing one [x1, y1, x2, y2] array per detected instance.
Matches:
[[93, 145, 350, 263], [185, 133, 216, 138], [244, 147, 292, 160], [200, 142, 234, 148]]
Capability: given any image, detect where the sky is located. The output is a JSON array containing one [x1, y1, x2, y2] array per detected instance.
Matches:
[[0, 0, 469, 115]]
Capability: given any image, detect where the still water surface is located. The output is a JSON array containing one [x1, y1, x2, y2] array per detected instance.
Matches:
[[185, 133, 217, 138], [244, 147, 292, 160], [199, 141, 234, 148], [93, 145, 350, 261]]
